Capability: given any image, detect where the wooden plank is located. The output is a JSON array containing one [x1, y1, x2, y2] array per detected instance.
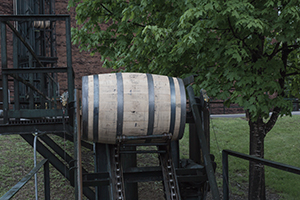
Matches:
[[123, 73, 148, 136], [98, 73, 117, 144], [153, 74, 170, 135]]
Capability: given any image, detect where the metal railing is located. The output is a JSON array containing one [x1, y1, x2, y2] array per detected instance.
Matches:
[[0, 159, 50, 200], [222, 149, 300, 200]]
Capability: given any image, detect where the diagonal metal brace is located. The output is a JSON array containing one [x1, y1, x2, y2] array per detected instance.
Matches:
[[9, 73, 52, 101], [0, 159, 48, 200], [5, 21, 45, 69], [187, 85, 220, 200], [5, 21, 56, 84]]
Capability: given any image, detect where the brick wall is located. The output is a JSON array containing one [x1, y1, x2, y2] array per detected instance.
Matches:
[[55, 0, 112, 93]]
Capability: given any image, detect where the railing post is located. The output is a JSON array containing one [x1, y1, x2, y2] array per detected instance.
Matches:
[[1, 22, 9, 123], [44, 160, 50, 200], [65, 16, 74, 104], [222, 150, 229, 200]]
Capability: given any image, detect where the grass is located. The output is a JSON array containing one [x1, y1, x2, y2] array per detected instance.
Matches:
[[0, 134, 77, 199], [0, 116, 299, 199], [206, 115, 300, 199]]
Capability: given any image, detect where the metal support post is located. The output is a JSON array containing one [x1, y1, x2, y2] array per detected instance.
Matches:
[[29, 23, 34, 110], [222, 151, 229, 200], [189, 95, 210, 165], [44, 160, 50, 200], [171, 140, 180, 168], [122, 146, 138, 200], [94, 143, 111, 200], [13, 31, 20, 112], [187, 86, 220, 200], [74, 89, 83, 200], [34, 133, 39, 200], [1, 22, 9, 123], [189, 99, 201, 164], [65, 17, 74, 103]]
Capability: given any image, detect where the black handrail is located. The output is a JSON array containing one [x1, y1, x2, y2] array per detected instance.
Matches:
[[0, 159, 50, 200], [222, 149, 300, 200]]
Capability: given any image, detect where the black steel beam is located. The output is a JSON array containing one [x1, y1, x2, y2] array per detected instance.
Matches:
[[84, 167, 207, 184], [83, 172, 110, 187], [44, 161, 50, 200], [39, 135, 76, 168], [13, 27, 19, 112], [54, 132, 93, 151], [0, 14, 70, 21], [1, 22, 8, 123], [0, 125, 69, 135], [8, 109, 63, 118], [2, 67, 68, 74], [19, 56, 58, 65], [124, 166, 163, 182], [94, 143, 110, 200], [222, 151, 229, 200], [21, 134, 70, 178], [83, 179, 111, 187], [65, 17, 74, 103]]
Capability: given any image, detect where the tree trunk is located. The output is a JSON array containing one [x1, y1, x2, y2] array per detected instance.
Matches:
[[248, 116, 266, 200]]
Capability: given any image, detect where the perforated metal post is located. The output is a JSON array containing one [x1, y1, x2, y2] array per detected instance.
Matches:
[[222, 151, 229, 200]]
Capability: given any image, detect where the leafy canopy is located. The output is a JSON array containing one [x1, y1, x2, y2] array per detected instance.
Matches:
[[69, 0, 300, 119]]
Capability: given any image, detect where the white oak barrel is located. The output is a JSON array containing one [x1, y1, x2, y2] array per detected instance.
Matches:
[[81, 73, 186, 144], [33, 21, 51, 29]]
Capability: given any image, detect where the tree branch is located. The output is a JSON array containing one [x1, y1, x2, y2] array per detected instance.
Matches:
[[267, 42, 280, 60], [100, 3, 146, 28], [131, 21, 146, 27], [264, 107, 280, 135], [227, 17, 259, 59], [285, 71, 300, 77], [275, 44, 300, 55], [100, 3, 113, 15]]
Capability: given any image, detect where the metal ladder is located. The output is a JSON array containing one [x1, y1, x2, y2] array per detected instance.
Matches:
[[110, 142, 181, 200], [159, 144, 181, 200], [110, 144, 126, 200]]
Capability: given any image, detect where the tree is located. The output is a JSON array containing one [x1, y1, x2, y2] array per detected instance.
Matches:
[[69, 0, 300, 199]]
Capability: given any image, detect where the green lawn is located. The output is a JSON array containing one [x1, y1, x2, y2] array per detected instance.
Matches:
[[180, 115, 300, 199], [1, 115, 299, 199], [0, 134, 76, 199]]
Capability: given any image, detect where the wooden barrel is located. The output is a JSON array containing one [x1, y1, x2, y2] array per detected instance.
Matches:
[[81, 73, 186, 144], [33, 21, 50, 29]]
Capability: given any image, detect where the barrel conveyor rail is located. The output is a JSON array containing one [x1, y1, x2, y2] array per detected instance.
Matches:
[[0, 2, 220, 199]]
